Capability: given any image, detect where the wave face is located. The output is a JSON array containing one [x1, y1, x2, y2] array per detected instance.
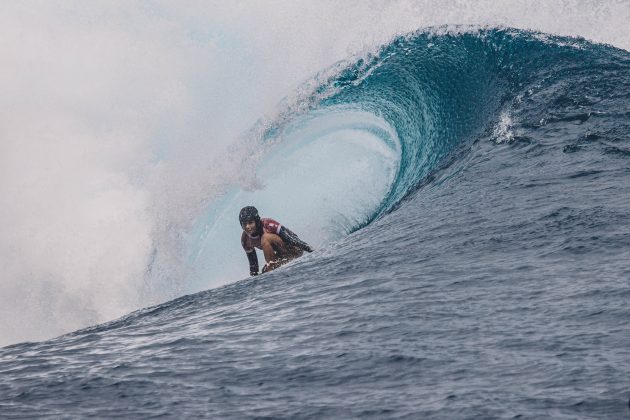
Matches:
[[3, 28, 630, 418]]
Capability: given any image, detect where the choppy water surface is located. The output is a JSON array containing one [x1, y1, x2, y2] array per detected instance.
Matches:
[[2, 28, 630, 419]]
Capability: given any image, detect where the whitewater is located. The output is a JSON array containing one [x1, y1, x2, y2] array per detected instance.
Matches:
[[2, 1, 630, 418]]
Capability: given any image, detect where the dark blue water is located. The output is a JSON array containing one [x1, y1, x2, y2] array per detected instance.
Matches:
[[2, 28, 630, 418]]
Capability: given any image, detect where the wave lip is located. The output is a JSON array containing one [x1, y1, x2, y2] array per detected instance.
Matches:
[[271, 27, 630, 221], [262, 27, 514, 224]]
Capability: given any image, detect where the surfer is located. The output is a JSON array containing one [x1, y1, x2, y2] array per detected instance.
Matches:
[[239, 206, 313, 276]]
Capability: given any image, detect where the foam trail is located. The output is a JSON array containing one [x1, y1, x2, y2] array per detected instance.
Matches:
[[1, 0, 629, 346]]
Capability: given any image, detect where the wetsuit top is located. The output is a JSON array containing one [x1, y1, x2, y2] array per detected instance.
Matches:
[[240, 218, 282, 253]]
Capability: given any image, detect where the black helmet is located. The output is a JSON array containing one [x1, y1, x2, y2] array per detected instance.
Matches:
[[239, 206, 260, 227]]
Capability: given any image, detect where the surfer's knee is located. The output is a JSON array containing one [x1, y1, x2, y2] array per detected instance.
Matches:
[[261, 233, 282, 248]]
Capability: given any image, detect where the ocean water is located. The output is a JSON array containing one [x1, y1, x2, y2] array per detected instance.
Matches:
[[2, 3, 630, 419]]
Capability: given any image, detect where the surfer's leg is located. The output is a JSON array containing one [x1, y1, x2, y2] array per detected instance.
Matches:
[[261, 233, 303, 272], [261, 233, 285, 264]]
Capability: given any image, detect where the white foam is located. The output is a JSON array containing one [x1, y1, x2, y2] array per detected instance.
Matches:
[[494, 112, 516, 144]]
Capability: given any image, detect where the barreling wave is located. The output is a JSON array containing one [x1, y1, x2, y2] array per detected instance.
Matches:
[[253, 27, 628, 230], [188, 27, 630, 288]]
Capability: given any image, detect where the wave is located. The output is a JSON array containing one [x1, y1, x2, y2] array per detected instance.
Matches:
[[3, 22, 630, 416], [189, 27, 629, 287], [3, 9, 629, 347]]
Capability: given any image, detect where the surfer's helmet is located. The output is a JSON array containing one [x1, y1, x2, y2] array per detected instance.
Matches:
[[239, 206, 261, 228]]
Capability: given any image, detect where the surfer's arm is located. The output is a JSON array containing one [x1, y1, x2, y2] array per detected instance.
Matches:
[[246, 251, 259, 276], [278, 226, 313, 252]]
